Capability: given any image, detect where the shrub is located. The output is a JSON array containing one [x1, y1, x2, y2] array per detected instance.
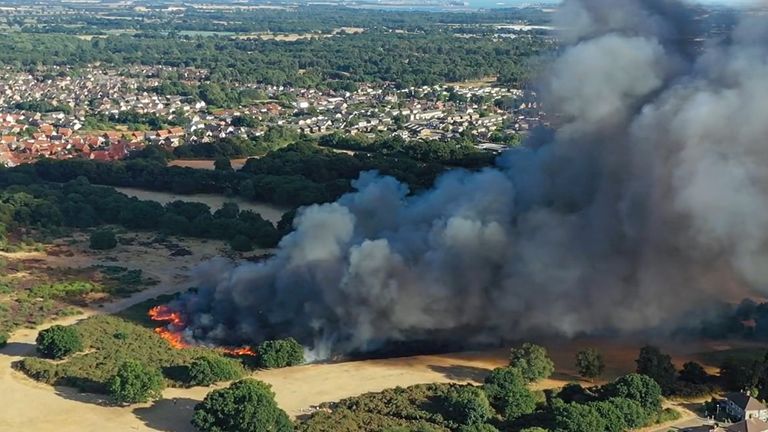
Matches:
[[0, 331, 8, 348], [679, 361, 708, 385], [257, 338, 305, 369], [635, 345, 676, 394], [107, 360, 165, 404], [445, 386, 493, 426], [229, 234, 253, 252], [36, 325, 83, 359], [192, 379, 293, 432], [603, 397, 650, 429], [89, 229, 118, 250], [552, 401, 606, 432], [604, 373, 662, 412], [458, 424, 499, 432], [575, 348, 604, 380], [509, 343, 555, 383], [482, 366, 536, 421], [188, 356, 245, 386]]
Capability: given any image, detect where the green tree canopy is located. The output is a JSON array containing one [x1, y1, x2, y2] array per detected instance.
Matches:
[[188, 356, 245, 387], [445, 386, 493, 427], [552, 401, 606, 432], [214, 157, 233, 172], [192, 379, 293, 432], [107, 360, 165, 404], [89, 228, 118, 250], [575, 348, 605, 381], [256, 338, 305, 369], [509, 342, 555, 383], [679, 361, 708, 385], [604, 373, 662, 412], [482, 366, 536, 421], [36, 325, 83, 359], [635, 345, 677, 394]]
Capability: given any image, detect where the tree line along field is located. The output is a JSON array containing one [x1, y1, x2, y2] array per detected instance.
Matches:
[[0, 29, 550, 89]]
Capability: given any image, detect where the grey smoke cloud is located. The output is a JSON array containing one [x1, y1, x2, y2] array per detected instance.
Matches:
[[175, 0, 768, 356]]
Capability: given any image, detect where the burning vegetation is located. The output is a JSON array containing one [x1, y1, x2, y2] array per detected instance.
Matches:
[[148, 305, 256, 356]]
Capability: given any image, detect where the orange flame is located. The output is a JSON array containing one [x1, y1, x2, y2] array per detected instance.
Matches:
[[148, 305, 257, 356], [154, 327, 189, 349], [148, 305, 188, 349], [221, 346, 257, 356]]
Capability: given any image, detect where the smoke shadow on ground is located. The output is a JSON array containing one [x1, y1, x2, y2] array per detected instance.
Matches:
[[0, 341, 36, 357], [133, 397, 198, 432], [427, 364, 493, 382]]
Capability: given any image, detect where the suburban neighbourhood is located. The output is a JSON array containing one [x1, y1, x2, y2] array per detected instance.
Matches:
[[0, 65, 543, 166]]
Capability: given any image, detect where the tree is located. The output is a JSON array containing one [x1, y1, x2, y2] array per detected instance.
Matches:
[[36, 325, 83, 359], [0, 331, 8, 348], [229, 234, 253, 252], [107, 360, 165, 404], [720, 358, 763, 392], [214, 157, 233, 171], [589, 400, 627, 432], [552, 401, 606, 432], [445, 386, 493, 426], [575, 348, 605, 381], [192, 379, 293, 432], [635, 345, 677, 394], [605, 373, 663, 412], [605, 397, 650, 428], [256, 338, 305, 369], [188, 356, 244, 387], [458, 425, 499, 432], [482, 366, 536, 421], [679, 361, 708, 385], [509, 342, 555, 383], [89, 229, 117, 250]]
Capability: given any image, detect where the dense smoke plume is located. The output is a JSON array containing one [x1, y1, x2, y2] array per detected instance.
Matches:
[[175, 0, 768, 357]]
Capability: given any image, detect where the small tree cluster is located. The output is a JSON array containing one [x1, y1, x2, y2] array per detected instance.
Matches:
[[256, 338, 305, 369], [444, 386, 494, 427], [509, 343, 555, 383], [192, 379, 293, 432], [483, 366, 536, 421], [89, 229, 118, 250], [188, 356, 245, 387], [107, 360, 165, 404], [575, 348, 605, 381], [36, 325, 83, 359]]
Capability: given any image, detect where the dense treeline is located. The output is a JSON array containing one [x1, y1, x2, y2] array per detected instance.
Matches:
[[300, 344, 675, 432], [17, 141, 479, 206], [0, 30, 549, 88], [318, 133, 495, 167], [0, 174, 280, 249]]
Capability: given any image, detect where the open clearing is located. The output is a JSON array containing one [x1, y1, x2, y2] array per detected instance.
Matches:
[[168, 158, 251, 171], [112, 186, 289, 224]]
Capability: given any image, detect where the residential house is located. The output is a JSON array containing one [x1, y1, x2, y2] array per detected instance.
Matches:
[[684, 418, 768, 432], [725, 393, 768, 422]]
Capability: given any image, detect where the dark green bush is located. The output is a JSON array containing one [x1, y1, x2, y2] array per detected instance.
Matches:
[[256, 338, 305, 369], [36, 325, 83, 359]]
